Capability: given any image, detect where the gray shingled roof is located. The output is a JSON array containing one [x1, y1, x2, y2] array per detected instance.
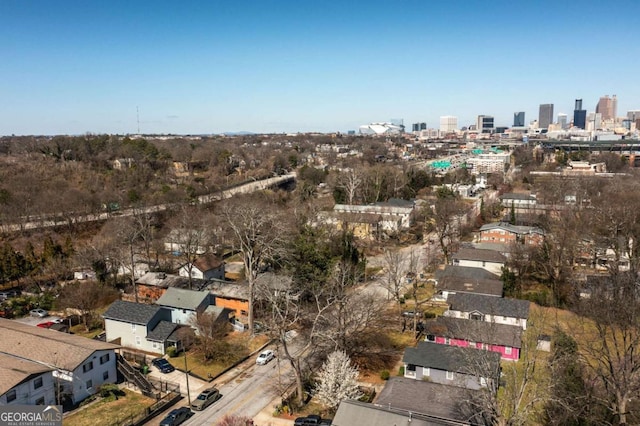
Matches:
[[426, 317, 522, 348], [479, 222, 544, 236], [403, 341, 500, 376], [500, 192, 536, 201], [452, 247, 506, 264], [373, 378, 484, 424], [436, 265, 500, 282], [103, 300, 163, 325], [156, 287, 209, 311], [0, 353, 52, 396], [439, 277, 503, 297], [146, 321, 179, 342], [448, 293, 530, 319]]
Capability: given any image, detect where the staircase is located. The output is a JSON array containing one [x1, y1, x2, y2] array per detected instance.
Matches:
[[116, 354, 157, 397]]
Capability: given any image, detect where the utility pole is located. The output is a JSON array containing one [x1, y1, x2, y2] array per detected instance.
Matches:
[[184, 350, 191, 406]]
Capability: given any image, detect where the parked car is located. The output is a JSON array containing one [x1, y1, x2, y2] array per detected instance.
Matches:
[[294, 415, 328, 425], [0, 291, 17, 301], [159, 407, 193, 426], [191, 387, 220, 411], [30, 309, 49, 318], [402, 310, 422, 318], [256, 349, 275, 365], [152, 358, 175, 374], [37, 321, 56, 329]]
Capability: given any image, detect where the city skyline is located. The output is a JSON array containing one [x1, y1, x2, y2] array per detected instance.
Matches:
[[1, 0, 639, 135]]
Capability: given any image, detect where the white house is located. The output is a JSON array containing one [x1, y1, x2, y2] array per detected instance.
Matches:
[[103, 300, 182, 355], [0, 353, 56, 406], [444, 293, 530, 330], [451, 247, 506, 275], [155, 287, 211, 326], [0, 319, 119, 406], [179, 254, 225, 281]]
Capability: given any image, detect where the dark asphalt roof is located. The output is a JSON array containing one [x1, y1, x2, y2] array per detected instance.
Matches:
[[403, 341, 500, 376], [436, 265, 500, 282], [146, 321, 179, 342], [447, 293, 530, 319], [426, 317, 523, 349], [452, 247, 506, 264], [373, 377, 484, 424], [102, 300, 163, 325], [439, 277, 504, 297]]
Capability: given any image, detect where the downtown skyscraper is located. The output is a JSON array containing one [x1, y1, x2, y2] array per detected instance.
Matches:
[[538, 104, 554, 129]]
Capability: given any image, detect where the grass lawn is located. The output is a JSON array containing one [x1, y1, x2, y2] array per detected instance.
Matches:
[[69, 324, 104, 339], [168, 333, 270, 379], [63, 389, 155, 426]]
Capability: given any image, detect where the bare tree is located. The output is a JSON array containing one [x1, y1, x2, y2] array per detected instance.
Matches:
[[222, 198, 287, 334], [170, 205, 213, 289], [381, 248, 408, 307], [425, 194, 467, 264], [189, 311, 231, 361], [57, 281, 119, 331], [336, 168, 362, 205]]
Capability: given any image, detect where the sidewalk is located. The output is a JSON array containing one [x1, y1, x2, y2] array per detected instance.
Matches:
[[252, 395, 294, 426]]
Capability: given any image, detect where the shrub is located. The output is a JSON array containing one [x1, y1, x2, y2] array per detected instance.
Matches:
[[398, 366, 405, 376], [166, 346, 178, 358], [380, 370, 390, 380]]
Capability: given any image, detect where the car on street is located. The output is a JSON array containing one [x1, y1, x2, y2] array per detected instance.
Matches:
[[30, 309, 49, 318], [191, 387, 220, 411], [256, 349, 275, 365], [159, 407, 193, 426], [152, 358, 175, 374]]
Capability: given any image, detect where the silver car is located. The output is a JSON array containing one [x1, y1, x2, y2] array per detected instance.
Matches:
[[256, 349, 275, 365]]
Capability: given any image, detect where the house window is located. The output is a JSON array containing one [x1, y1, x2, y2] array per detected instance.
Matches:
[[103, 371, 109, 380], [423, 368, 430, 377], [86, 380, 93, 389], [470, 313, 484, 321], [482, 261, 486, 267], [100, 354, 110, 365], [131, 324, 137, 333], [152, 341, 159, 349], [35, 397, 45, 405], [444, 338, 450, 345], [505, 346, 512, 355], [6, 390, 16, 402], [135, 336, 142, 346], [480, 377, 487, 387], [406, 364, 416, 372], [34, 377, 43, 389], [83, 361, 94, 373], [446, 371, 455, 380]]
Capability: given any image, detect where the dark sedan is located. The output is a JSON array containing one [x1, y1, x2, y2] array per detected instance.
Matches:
[[152, 358, 175, 374], [159, 407, 193, 426]]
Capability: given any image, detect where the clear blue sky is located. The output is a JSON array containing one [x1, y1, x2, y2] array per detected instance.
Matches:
[[1, 0, 639, 135]]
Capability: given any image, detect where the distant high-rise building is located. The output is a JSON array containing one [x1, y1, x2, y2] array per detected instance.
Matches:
[[587, 112, 602, 131], [439, 116, 458, 133], [476, 115, 494, 133], [538, 104, 554, 129], [513, 112, 525, 127], [411, 122, 426, 132], [557, 113, 568, 130], [627, 110, 640, 121], [573, 99, 587, 129], [596, 95, 617, 121]]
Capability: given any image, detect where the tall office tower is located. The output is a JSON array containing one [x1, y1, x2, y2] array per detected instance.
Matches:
[[573, 99, 587, 129], [596, 95, 618, 121], [476, 115, 494, 133], [439, 116, 458, 133], [627, 110, 640, 121], [587, 112, 602, 131], [538, 104, 554, 129], [513, 112, 525, 127], [557, 113, 568, 130]]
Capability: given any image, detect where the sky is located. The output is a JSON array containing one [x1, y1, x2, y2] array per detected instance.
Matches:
[[1, 0, 639, 135]]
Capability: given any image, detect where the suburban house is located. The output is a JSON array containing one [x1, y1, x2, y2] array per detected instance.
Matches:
[[433, 265, 503, 301], [163, 229, 212, 255], [0, 353, 55, 406], [479, 222, 544, 247], [207, 280, 250, 321], [155, 287, 211, 326], [333, 378, 485, 425], [103, 300, 185, 355], [135, 272, 208, 303], [403, 341, 500, 390], [320, 198, 416, 238], [451, 247, 507, 275], [500, 192, 537, 208], [425, 316, 523, 361], [445, 292, 530, 330], [178, 254, 225, 281], [0, 319, 119, 405]]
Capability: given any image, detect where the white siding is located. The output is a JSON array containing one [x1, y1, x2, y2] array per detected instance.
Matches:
[[0, 372, 56, 405]]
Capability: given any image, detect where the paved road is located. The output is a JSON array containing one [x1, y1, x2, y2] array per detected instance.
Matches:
[[181, 349, 296, 426]]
